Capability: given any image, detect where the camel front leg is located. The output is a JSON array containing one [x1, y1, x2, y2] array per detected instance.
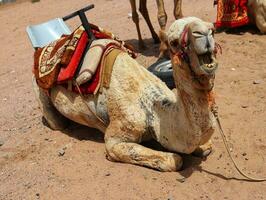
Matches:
[[156, 0, 167, 30], [105, 121, 183, 172], [129, 0, 146, 49], [156, 0, 169, 57], [173, 0, 183, 19], [139, 0, 160, 43]]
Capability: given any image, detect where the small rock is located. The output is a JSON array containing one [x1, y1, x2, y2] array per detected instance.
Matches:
[[58, 149, 65, 156], [176, 177, 186, 183], [253, 80, 262, 84], [242, 152, 247, 156], [245, 157, 249, 161], [241, 105, 248, 108], [105, 173, 111, 176], [231, 68, 236, 71], [0, 140, 4, 147], [36, 193, 40, 199], [127, 12, 132, 18]]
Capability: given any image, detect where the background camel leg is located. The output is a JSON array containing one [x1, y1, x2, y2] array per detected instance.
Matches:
[[156, 0, 169, 58], [139, 0, 160, 43], [105, 121, 183, 171], [129, 0, 146, 49], [32, 77, 69, 130], [173, 0, 183, 19]]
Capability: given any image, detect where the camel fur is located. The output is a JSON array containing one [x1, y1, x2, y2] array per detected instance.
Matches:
[[33, 17, 218, 172], [248, 0, 266, 33]]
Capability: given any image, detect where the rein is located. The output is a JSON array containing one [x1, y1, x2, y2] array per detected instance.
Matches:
[[212, 107, 266, 182]]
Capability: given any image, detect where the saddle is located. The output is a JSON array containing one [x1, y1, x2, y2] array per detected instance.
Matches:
[[33, 24, 136, 94]]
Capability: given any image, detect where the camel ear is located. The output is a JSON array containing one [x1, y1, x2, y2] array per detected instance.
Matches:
[[203, 22, 215, 31]]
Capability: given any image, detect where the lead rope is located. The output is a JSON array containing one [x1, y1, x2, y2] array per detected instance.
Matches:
[[211, 107, 266, 182], [74, 81, 107, 127]]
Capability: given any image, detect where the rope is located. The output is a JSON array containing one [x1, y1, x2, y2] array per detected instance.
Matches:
[[213, 109, 266, 182], [74, 81, 107, 127]]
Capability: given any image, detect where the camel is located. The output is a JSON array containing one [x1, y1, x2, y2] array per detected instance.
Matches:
[[248, 0, 266, 33], [32, 17, 218, 171], [215, 0, 266, 33], [129, 0, 182, 57]]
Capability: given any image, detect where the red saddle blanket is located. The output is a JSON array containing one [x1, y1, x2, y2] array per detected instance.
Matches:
[[215, 0, 249, 28], [33, 24, 136, 94]]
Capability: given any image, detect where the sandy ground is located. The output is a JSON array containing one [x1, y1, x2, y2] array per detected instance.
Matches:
[[0, 0, 266, 199]]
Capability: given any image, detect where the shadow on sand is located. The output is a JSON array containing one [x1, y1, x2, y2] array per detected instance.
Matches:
[[62, 122, 104, 143], [125, 38, 160, 58], [215, 24, 262, 35]]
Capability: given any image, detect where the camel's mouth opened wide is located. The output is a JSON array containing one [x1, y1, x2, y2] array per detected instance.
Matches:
[[198, 52, 218, 74]]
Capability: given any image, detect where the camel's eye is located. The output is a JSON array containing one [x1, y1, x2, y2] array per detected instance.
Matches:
[[192, 31, 203, 38]]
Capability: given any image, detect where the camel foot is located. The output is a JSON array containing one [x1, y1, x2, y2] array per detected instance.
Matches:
[[192, 141, 213, 158]]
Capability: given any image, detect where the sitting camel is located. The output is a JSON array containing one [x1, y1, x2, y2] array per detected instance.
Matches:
[[215, 0, 266, 33], [129, 0, 182, 57], [248, 0, 266, 33], [33, 17, 218, 171]]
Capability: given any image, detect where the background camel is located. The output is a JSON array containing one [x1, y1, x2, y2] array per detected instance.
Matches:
[[248, 0, 266, 33], [129, 0, 182, 56], [33, 17, 218, 171]]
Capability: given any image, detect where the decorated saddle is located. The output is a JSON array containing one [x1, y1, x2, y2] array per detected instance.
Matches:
[[33, 24, 136, 94], [215, 0, 249, 28]]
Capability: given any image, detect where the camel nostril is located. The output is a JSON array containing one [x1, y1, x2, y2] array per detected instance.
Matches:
[[206, 38, 210, 49]]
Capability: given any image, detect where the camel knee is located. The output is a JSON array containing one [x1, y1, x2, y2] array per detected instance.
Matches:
[[157, 13, 167, 30], [105, 139, 122, 161]]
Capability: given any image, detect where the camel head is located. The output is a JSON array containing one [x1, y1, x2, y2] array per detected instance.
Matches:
[[168, 17, 218, 91]]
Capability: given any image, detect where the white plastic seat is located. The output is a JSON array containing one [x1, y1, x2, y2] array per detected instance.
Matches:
[[26, 18, 71, 48]]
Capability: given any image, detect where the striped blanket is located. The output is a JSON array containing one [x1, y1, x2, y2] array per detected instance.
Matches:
[[215, 0, 249, 28], [33, 24, 136, 94]]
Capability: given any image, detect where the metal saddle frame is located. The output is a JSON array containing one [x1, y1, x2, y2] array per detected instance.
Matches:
[[26, 4, 96, 75]]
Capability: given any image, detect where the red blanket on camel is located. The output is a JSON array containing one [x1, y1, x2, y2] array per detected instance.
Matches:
[[215, 0, 249, 28]]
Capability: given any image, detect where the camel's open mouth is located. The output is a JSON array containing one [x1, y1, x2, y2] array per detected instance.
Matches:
[[198, 52, 218, 74]]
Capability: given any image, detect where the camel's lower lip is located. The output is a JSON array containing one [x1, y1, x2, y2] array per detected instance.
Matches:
[[200, 62, 218, 74]]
